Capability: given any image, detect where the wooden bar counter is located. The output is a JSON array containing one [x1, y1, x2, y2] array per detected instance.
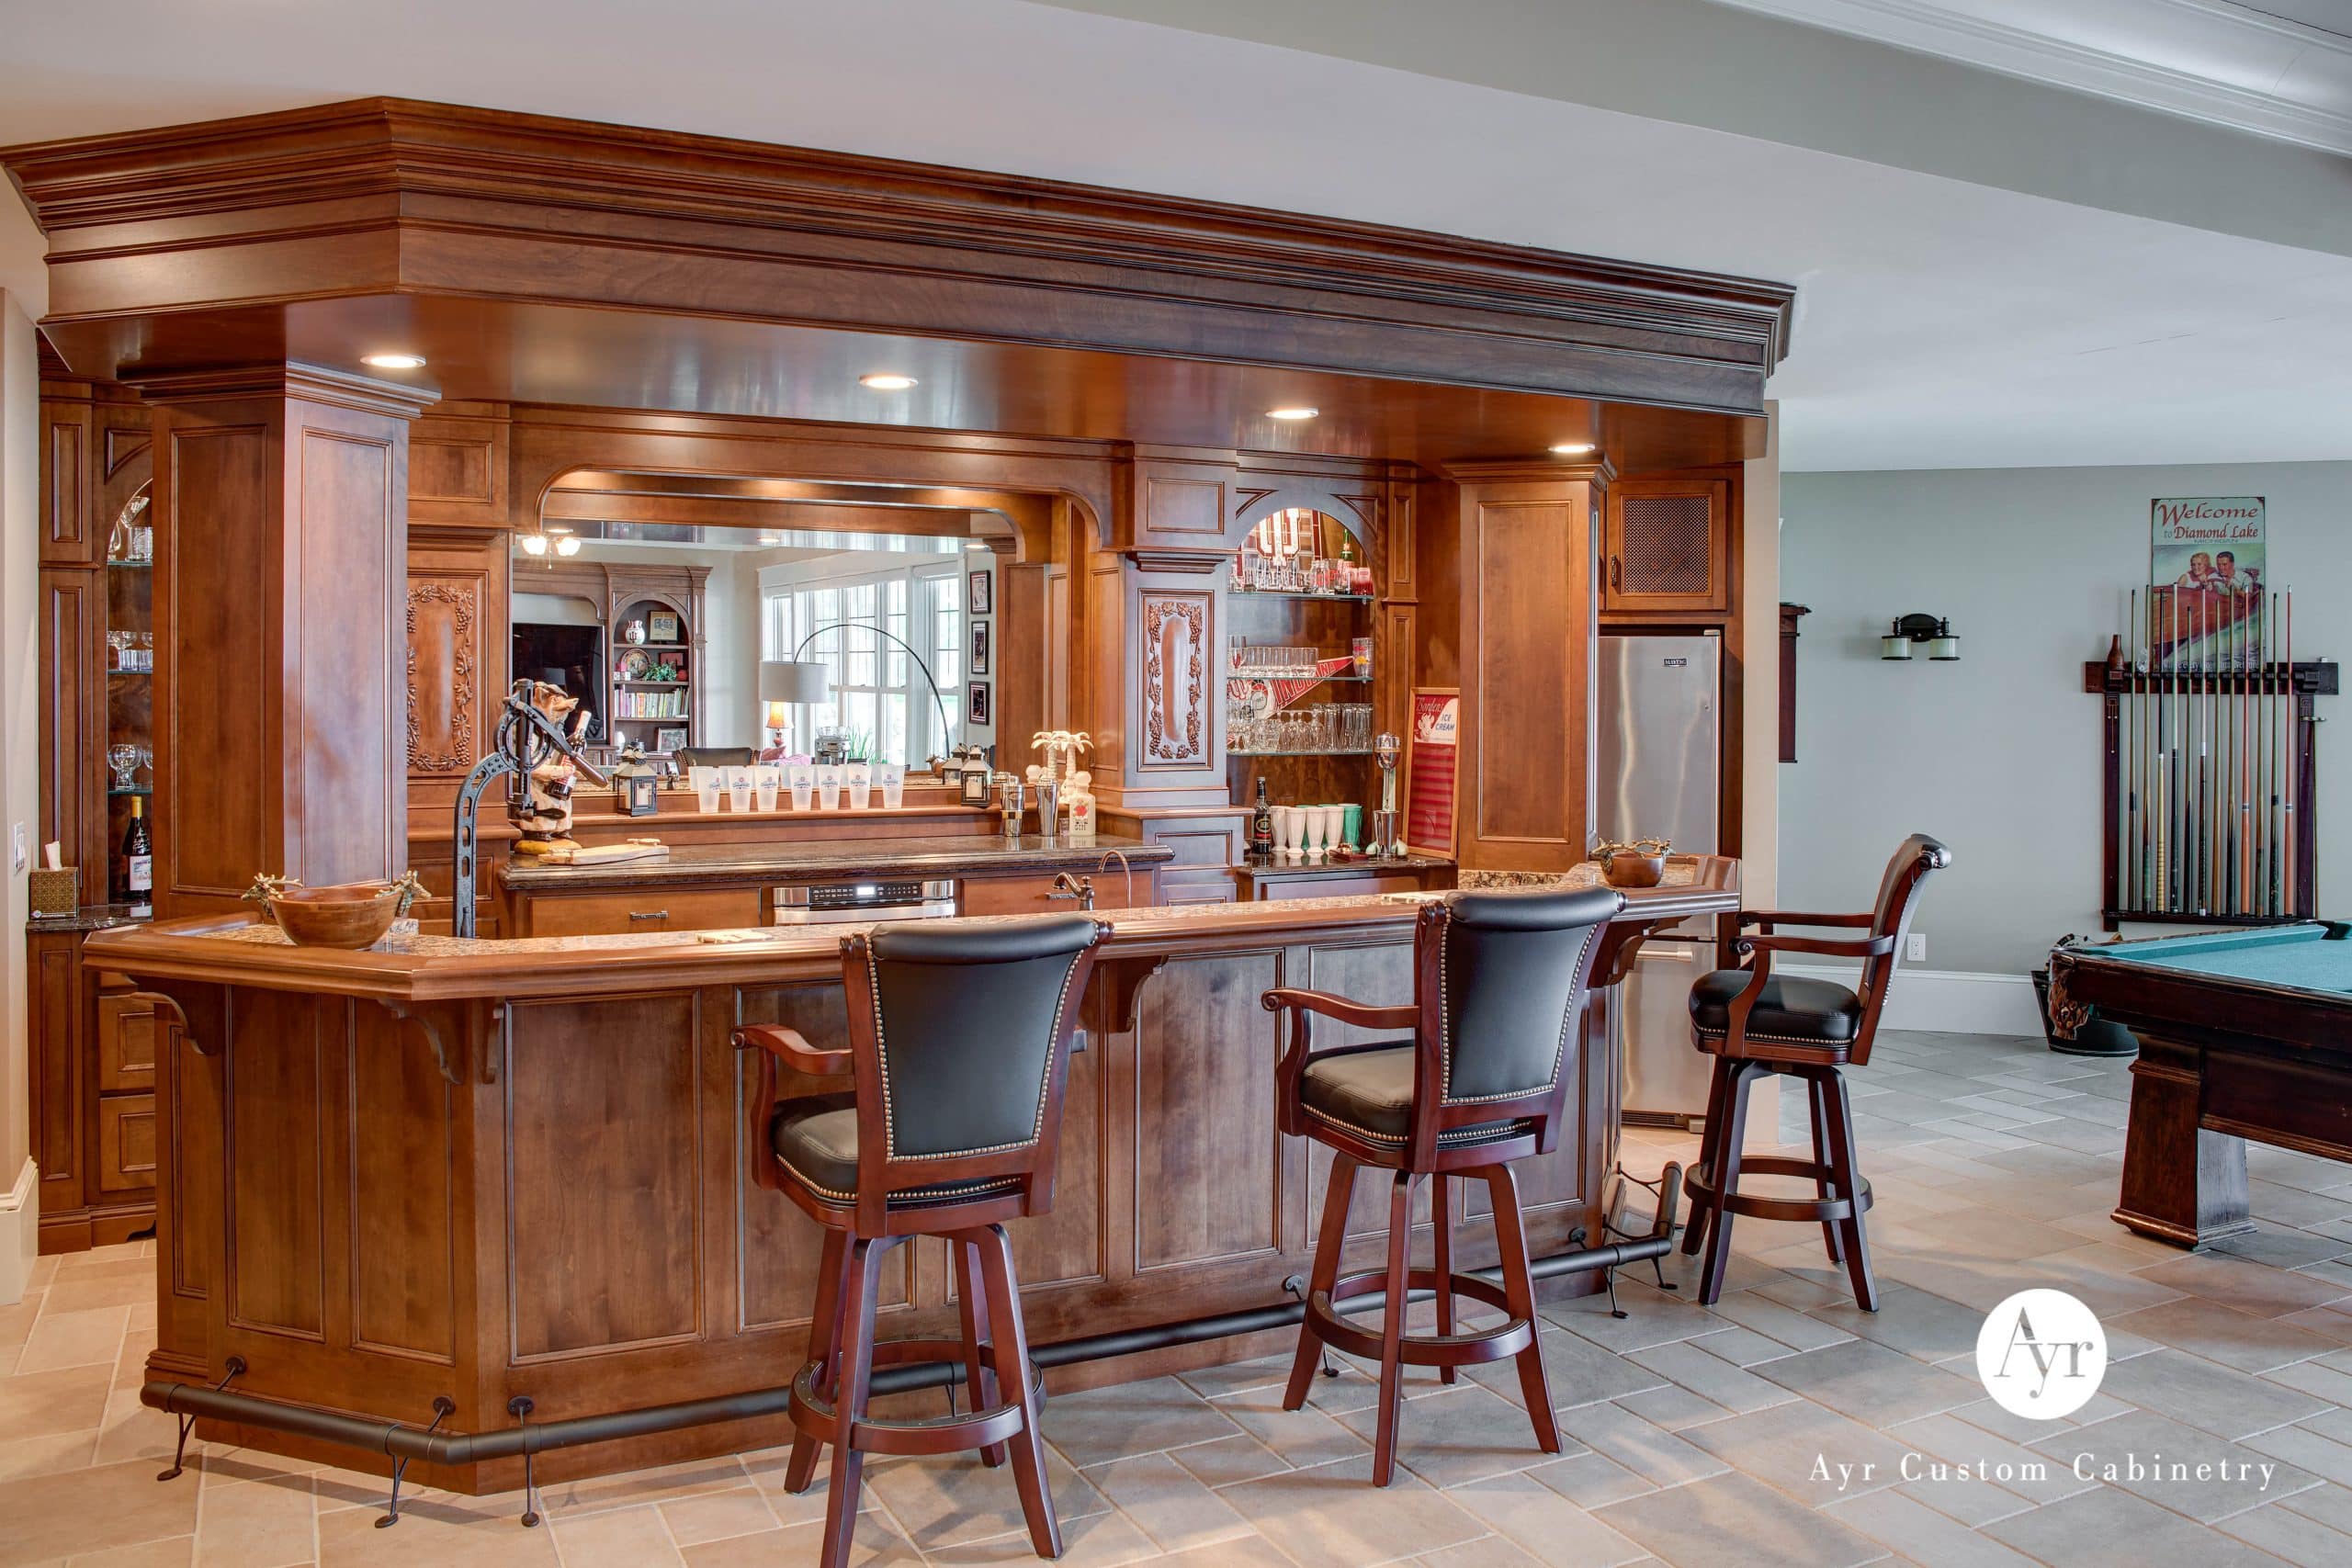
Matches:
[[89, 858, 1735, 1493]]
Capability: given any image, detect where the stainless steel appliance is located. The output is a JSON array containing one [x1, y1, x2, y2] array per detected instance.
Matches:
[[1596, 633, 1722, 1126], [773, 878, 956, 924]]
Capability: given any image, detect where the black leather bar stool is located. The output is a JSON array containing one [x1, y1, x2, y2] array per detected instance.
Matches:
[[1679, 834, 1950, 1310], [1264, 885, 1623, 1487], [735, 914, 1109, 1568]]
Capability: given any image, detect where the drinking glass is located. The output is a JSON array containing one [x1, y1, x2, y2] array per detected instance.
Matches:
[[879, 762, 906, 809], [1316, 805, 1341, 855], [752, 765, 780, 813], [693, 768, 722, 813], [726, 767, 753, 812], [1273, 806, 1299, 859], [788, 764, 815, 811], [844, 761, 873, 808], [816, 766, 842, 811]]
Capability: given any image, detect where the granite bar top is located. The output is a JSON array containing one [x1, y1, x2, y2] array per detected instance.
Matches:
[[28, 903, 151, 934], [497, 833, 1173, 891], [1235, 854, 1454, 882]]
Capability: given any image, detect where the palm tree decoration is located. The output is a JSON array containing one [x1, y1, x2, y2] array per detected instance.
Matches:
[[1029, 729, 1092, 784]]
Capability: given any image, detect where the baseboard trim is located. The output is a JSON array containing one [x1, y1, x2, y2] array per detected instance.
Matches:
[[0, 1157, 37, 1304], [1780, 964, 2045, 1038]]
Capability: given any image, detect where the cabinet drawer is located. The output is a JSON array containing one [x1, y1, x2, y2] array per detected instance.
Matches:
[[524, 886, 763, 937], [96, 1093, 157, 1195], [96, 988, 159, 1093]]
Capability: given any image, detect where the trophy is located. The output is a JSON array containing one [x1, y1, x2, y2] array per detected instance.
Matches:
[[1372, 731, 1404, 859]]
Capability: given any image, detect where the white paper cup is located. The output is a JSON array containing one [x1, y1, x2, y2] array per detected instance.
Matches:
[[726, 767, 753, 813], [816, 767, 842, 811], [752, 766, 780, 813], [845, 762, 873, 809], [879, 763, 906, 809], [693, 772, 721, 813], [788, 765, 814, 811]]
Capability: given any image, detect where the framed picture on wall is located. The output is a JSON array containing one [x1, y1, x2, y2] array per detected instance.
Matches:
[[967, 569, 992, 615], [654, 726, 688, 752], [648, 609, 680, 643], [967, 681, 990, 726], [970, 621, 990, 674]]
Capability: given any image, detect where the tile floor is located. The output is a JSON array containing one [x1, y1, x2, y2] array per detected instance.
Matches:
[[8, 1029, 2352, 1565]]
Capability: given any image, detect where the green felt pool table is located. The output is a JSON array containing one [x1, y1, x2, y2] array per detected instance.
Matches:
[[2049, 923, 2352, 1247]]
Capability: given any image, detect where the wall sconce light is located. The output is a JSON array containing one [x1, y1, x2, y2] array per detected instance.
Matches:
[[1882, 614, 1961, 661]]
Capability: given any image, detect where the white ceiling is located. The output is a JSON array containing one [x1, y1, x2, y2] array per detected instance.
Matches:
[[1713, 1, 2352, 153], [4, 0, 2352, 472]]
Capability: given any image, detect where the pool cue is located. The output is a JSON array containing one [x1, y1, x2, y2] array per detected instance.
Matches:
[[2198, 596, 2212, 913], [2172, 588, 2185, 911], [2129, 589, 2142, 912], [2240, 592, 2254, 915], [2284, 587, 2296, 917], [2266, 589, 2281, 917]]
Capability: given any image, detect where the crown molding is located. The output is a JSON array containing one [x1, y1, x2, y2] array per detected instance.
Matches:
[[1713, 0, 2352, 156], [0, 97, 1792, 418]]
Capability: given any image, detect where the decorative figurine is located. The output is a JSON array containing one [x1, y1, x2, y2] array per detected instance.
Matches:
[[1029, 729, 1092, 784], [509, 682, 597, 850]]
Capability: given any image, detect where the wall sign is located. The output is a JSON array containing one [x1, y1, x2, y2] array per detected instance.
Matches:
[[1404, 688, 1459, 857], [2150, 496, 2265, 671]]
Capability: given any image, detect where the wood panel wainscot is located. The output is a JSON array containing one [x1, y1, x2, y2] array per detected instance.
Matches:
[[92, 861, 1734, 1493]]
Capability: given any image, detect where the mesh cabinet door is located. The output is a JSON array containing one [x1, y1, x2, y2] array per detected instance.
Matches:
[[1605, 478, 1731, 614]]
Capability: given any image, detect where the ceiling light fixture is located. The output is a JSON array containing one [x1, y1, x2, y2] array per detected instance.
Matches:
[[554, 532, 582, 558], [859, 373, 918, 390], [1549, 441, 1597, 456], [361, 353, 427, 370], [1266, 406, 1318, 421], [520, 532, 548, 558]]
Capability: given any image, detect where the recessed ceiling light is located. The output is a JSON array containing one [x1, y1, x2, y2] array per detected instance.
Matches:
[[859, 373, 918, 390], [361, 353, 427, 370], [1549, 441, 1597, 456], [1266, 406, 1319, 421]]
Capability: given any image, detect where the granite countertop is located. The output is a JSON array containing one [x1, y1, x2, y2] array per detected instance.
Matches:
[[1236, 854, 1454, 882], [28, 903, 151, 934], [498, 833, 1173, 890]]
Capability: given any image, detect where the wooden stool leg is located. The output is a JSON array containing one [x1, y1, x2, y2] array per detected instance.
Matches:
[[1372, 1168, 1415, 1488], [1681, 1055, 1733, 1258], [1821, 1071, 1879, 1312], [1698, 1064, 1755, 1306], [1431, 1172, 1456, 1384], [1285, 1154, 1357, 1411], [819, 1236, 885, 1568], [1483, 1162, 1561, 1455], [1807, 1073, 1845, 1265], [977, 1224, 1061, 1559], [955, 1240, 1007, 1467], [785, 1228, 850, 1495]]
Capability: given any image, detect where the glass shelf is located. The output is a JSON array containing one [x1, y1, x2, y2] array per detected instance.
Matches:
[[1226, 748, 1380, 759], [107, 786, 153, 797], [106, 558, 153, 570], [1228, 589, 1373, 604]]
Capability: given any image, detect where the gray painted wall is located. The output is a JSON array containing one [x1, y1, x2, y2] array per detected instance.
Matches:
[[1781, 463, 2352, 976]]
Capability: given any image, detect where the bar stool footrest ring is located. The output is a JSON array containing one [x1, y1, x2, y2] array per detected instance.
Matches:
[[1686, 1156, 1872, 1226], [1307, 1269, 1533, 1368], [788, 1337, 1044, 1457]]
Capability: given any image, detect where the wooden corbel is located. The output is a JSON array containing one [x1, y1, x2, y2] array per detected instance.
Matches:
[[132, 990, 206, 1056], [1086, 953, 1169, 1037], [379, 999, 467, 1088]]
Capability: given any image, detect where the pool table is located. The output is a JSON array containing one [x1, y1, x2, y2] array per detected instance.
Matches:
[[2049, 923, 2352, 1248]]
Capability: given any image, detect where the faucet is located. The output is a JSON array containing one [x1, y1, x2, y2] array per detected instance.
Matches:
[[1046, 851, 1136, 913]]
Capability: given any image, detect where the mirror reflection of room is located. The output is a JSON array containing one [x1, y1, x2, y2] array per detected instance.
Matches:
[[511, 480, 1007, 773]]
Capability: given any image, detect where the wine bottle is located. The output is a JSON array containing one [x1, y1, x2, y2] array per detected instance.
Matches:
[[1248, 778, 1274, 865], [119, 796, 153, 917]]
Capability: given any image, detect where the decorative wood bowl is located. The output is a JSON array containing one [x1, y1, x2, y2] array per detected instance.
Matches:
[[1600, 853, 1667, 889], [244, 874, 423, 949]]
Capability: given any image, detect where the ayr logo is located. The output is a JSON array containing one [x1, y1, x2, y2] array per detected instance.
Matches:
[[1975, 1289, 2107, 1419]]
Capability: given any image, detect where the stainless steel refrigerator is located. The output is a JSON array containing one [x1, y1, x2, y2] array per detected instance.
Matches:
[[1596, 633, 1722, 1126]]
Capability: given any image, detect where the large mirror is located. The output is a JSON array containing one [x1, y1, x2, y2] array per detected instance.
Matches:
[[511, 474, 1018, 772]]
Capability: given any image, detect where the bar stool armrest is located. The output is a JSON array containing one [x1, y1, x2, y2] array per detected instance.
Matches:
[[733, 1023, 853, 1077], [1737, 909, 1876, 932], [1733, 932, 1896, 961]]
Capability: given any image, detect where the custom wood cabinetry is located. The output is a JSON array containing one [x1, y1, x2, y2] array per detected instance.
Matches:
[[1603, 476, 1732, 616], [27, 926, 158, 1249]]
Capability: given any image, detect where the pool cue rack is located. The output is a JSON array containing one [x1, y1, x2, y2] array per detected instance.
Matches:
[[2084, 652, 2335, 933]]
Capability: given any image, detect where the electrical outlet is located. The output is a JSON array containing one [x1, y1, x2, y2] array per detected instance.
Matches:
[[10, 823, 26, 873], [1905, 933, 1927, 964]]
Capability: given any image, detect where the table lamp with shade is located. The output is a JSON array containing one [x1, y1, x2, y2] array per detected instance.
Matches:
[[760, 659, 830, 757]]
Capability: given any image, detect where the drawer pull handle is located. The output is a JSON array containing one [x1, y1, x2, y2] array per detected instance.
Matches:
[[628, 910, 670, 922]]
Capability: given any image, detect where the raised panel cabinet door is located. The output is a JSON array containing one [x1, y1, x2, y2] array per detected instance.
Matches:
[[28, 933, 86, 1216], [96, 986, 159, 1093], [41, 400, 94, 565], [1605, 479, 1731, 615], [97, 1092, 160, 1195]]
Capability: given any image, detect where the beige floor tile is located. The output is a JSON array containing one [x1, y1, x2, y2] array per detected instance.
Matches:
[[1462, 1326, 1667, 1410], [14, 1307, 130, 1376], [1612, 1382, 1733, 1431], [2101, 1347, 2331, 1440], [1212, 1385, 1373, 1470], [0, 1362, 115, 1444], [862, 1447, 1107, 1549], [1164, 1431, 1290, 1489], [1824, 1486, 2038, 1566], [1594, 1471, 1887, 1568], [1174, 1353, 1292, 1401], [1750, 1336, 1982, 1427], [1680, 1397, 1911, 1505], [1443, 1470, 1647, 1566], [90, 1388, 180, 1467], [2109, 1295, 2345, 1374], [2241, 1422, 2352, 1490], [1222, 1451, 1485, 1568], [548, 1503, 686, 1568], [922, 1506, 1159, 1566], [1416, 1533, 1547, 1564], [0, 1427, 101, 1484], [1524, 1449, 1653, 1509], [1551, 1402, 1724, 1488], [688, 1514, 922, 1567], [42, 1272, 154, 1317], [1159, 1532, 1293, 1565], [2217, 1501, 2352, 1568], [1541, 1282, 1724, 1356], [1883, 1411, 2098, 1507], [2034, 1406, 2320, 1522], [1624, 1338, 1799, 1416], [538, 1456, 751, 1517], [1984, 1483, 2290, 1567], [65, 1536, 193, 1568], [1804, 1283, 1989, 1364], [652, 1484, 779, 1546], [0, 1460, 200, 1568], [2277, 1480, 2352, 1534], [2137, 1253, 2352, 1319], [191, 1475, 314, 1568], [314, 1491, 557, 1567], [1080, 1451, 1251, 1553], [1698, 1291, 1856, 1354], [1034, 1375, 1240, 1468], [1333, 1382, 1568, 1489]]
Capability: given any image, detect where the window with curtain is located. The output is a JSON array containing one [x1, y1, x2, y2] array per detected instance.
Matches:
[[762, 558, 961, 761]]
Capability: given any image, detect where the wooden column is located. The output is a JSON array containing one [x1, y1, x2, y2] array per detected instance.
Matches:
[[1446, 459, 1610, 873], [139, 366, 436, 915]]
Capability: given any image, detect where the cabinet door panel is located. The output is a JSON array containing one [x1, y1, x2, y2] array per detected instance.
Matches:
[[97, 1093, 159, 1195], [97, 987, 159, 1092], [1605, 479, 1730, 615]]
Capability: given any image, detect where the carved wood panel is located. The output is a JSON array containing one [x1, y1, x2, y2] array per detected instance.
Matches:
[[1137, 591, 1208, 770], [406, 576, 481, 776]]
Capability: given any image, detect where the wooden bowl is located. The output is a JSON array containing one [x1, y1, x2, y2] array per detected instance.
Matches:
[[1600, 852, 1667, 889], [260, 883, 408, 949]]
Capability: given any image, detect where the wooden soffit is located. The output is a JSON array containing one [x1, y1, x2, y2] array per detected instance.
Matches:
[[4, 97, 1794, 437]]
